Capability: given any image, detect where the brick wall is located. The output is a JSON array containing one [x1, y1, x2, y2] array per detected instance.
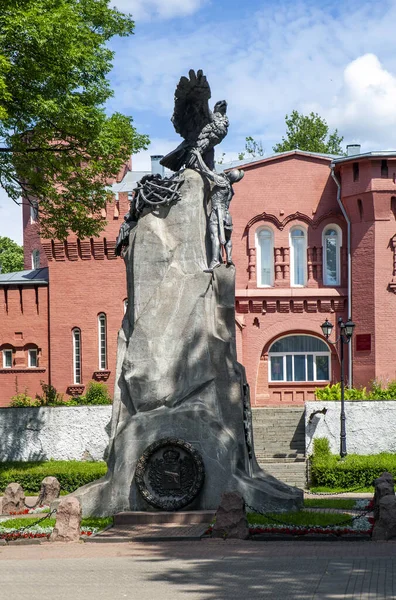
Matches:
[[231, 153, 347, 405], [0, 285, 49, 405]]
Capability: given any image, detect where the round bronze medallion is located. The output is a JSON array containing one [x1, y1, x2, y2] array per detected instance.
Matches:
[[135, 438, 205, 511]]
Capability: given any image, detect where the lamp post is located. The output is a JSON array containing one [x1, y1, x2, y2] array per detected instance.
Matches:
[[320, 317, 355, 458]]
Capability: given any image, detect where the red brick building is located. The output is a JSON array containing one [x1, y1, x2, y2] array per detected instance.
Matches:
[[1, 148, 396, 407]]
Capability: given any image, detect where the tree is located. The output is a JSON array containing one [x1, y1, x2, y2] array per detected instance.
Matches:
[[273, 111, 344, 155], [238, 136, 264, 161], [0, 0, 149, 240], [0, 237, 24, 273]]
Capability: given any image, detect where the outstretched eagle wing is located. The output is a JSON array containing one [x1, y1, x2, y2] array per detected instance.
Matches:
[[171, 69, 211, 143]]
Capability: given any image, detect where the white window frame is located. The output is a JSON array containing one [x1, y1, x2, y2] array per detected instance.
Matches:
[[123, 299, 128, 315], [98, 313, 107, 370], [2, 349, 13, 369], [72, 328, 81, 384], [28, 349, 38, 368], [30, 201, 38, 223], [289, 226, 307, 287], [322, 224, 342, 286], [31, 249, 40, 270], [269, 352, 330, 383], [255, 227, 274, 287], [268, 335, 331, 383]]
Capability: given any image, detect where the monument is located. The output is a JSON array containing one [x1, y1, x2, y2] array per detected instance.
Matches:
[[73, 70, 303, 516]]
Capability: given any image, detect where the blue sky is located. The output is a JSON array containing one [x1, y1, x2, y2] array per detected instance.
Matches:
[[3, 0, 396, 243]]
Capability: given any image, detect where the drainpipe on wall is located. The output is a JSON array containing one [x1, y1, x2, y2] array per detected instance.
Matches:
[[330, 166, 353, 387]]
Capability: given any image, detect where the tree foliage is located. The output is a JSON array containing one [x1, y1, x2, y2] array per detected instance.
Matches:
[[0, 0, 149, 239], [0, 236, 24, 273], [273, 110, 344, 155], [238, 136, 264, 161]]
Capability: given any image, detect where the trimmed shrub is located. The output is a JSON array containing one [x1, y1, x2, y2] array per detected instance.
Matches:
[[310, 438, 396, 488], [313, 437, 330, 458], [0, 460, 107, 494]]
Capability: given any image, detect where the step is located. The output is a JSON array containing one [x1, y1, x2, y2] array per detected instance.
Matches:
[[114, 511, 215, 526], [255, 456, 305, 463], [252, 407, 305, 412], [256, 461, 307, 488]]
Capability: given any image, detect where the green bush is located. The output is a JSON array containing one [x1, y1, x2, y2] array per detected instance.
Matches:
[[313, 437, 330, 458], [10, 392, 35, 407], [8, 380, 112, 407], [35, 382, 65, 406], [315, 380, 396, 401], [0, 460, 107, 494], [310, 438, 396, 488], [78, 381, 112, 405]]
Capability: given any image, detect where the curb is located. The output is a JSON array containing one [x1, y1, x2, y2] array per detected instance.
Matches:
[[251, 534, 372, 542]]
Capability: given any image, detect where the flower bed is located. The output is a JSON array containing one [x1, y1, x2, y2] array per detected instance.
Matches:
[[0, 516, 111, 541], [205, 498, 375, 538], [6, 506, 50, 516], [0, 527, 96, 541]]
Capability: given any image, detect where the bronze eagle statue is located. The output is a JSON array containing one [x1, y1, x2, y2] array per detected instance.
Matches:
[[160, 69, 229, 172]]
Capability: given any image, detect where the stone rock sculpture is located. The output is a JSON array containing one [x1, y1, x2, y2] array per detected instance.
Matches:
[[372, 471, 396, 540], [40, 476, 60, 506], [2, 482, 25, 514], [70, 70, 303, 516], [50, 497, 81, 542], [212, 492, 249, 539], [373, 472, 394, 520]]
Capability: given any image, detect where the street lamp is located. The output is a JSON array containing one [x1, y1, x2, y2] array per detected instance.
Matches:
[[320, 317, 355, 458]]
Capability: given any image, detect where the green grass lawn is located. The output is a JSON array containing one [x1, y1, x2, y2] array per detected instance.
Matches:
[[247, 511, 352, 527], [303, 498, 357, 510], [309, 486, 374, 494]]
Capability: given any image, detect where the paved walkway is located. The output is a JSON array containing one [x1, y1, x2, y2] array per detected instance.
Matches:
[[0, 538, 395, 599]]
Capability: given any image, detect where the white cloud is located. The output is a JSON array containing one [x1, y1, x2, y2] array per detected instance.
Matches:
[[0, 187, 22, 244], [320, 54, 396, 149], [112, 0, 207, 21]]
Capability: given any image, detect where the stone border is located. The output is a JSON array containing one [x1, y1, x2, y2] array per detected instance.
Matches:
[[135, 438, 205, 511]]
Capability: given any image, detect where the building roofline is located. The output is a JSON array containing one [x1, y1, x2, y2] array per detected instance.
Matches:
[[219, 149, 338, 172], [331, 151, 396, 167], [0, 267, 49, 286]]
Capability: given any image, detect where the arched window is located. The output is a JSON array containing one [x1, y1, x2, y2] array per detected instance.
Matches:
[[290, 227, 307, 286], [72, 328, 81, 384], [269, 335, 330, 382], [256, 228, 274, 287], [123, 299, 128, 315], [98, 313, 107, 370], [323, 225, 342, 286], [31, 249, 40, 270]]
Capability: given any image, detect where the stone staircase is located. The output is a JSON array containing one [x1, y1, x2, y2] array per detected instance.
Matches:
[[252, 407, 307, 489]]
